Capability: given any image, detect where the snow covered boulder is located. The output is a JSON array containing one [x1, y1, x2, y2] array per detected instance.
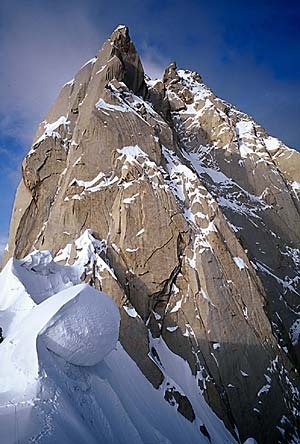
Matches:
[[41, 285, 120, 366]]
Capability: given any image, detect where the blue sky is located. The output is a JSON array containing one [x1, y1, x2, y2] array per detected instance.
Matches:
[[0, 0, 299, 258]]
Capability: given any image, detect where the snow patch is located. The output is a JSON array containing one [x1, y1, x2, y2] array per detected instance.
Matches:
[[149, 335, 234, 443], [66, 172, 119, 199], [123, 305, 139, 318], [236, 120, 253, 138], [257, 384, 271, 397], [96, 98, 132, 113], [264, 136, 280, 152], [80, 56, 97, 69], [32, 116, 70, 148], [236, 121, 255, 158], [170, 298, 183, 313], [233, 256, 248, 270], [291, 181, 300, 198], [115, 24, 127, 31], [123, 193, 140, 204], [64, 78, 74, 87], [117, 145, 147, 161], [166, 326, 179, 332], [54, 243, 72, 263], [290, 319, 300, 346]]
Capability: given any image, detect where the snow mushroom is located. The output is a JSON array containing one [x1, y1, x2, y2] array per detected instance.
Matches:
[[41, 285, 120, 366]]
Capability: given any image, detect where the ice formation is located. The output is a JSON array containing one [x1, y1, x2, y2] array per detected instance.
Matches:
[[42, 285, 120, 366]]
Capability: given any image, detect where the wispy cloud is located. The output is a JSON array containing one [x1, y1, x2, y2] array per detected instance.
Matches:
[[140, 41, 169, 79], [142, 55, 166, 80], [0, 0, 102, 147]]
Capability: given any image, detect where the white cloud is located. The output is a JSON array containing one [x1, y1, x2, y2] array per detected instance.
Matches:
[[141, 54, 167, 79], [0, 0, 102, 147], [140, 41, 169, 79], [142, 57, 164, 80]]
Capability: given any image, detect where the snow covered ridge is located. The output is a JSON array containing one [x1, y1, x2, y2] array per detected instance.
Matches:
[[172, 68, 298, 168], [0, 250, 121, 374], [55, 229, 118, 286], [0, 245, 238, 443], [0, 249, 121, 441]]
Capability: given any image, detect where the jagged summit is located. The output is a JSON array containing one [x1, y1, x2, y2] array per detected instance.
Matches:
[[2, 26, 300, 444], [113, 24, 128, 31], [98, 24, 146, 95]]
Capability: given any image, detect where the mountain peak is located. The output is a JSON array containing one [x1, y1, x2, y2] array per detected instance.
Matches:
[[109, 23, 130, 44], [95, 24, 146, 96], [2, 26, 300, 444], [113, 24, 128, 32]]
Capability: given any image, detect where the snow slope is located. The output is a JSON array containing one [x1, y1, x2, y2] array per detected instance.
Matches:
[[0, 247, 236, 443]]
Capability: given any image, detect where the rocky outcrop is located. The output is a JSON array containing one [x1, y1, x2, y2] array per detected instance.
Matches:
[[3, 26, 300, 443]]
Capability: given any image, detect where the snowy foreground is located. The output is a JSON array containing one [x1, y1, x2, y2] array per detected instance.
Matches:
[[0, 243, 250, 443]]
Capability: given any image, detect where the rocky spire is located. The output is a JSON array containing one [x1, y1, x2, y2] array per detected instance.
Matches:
[[96, 24, 147, 97], [3, 25, 300, 444], [163, 61, 179, 84]]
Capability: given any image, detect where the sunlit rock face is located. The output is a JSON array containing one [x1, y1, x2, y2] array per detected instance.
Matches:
[[3, 25, 300, 443]]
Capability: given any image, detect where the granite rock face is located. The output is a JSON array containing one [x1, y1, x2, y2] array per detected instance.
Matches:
[[4, 26, 300, 443]]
